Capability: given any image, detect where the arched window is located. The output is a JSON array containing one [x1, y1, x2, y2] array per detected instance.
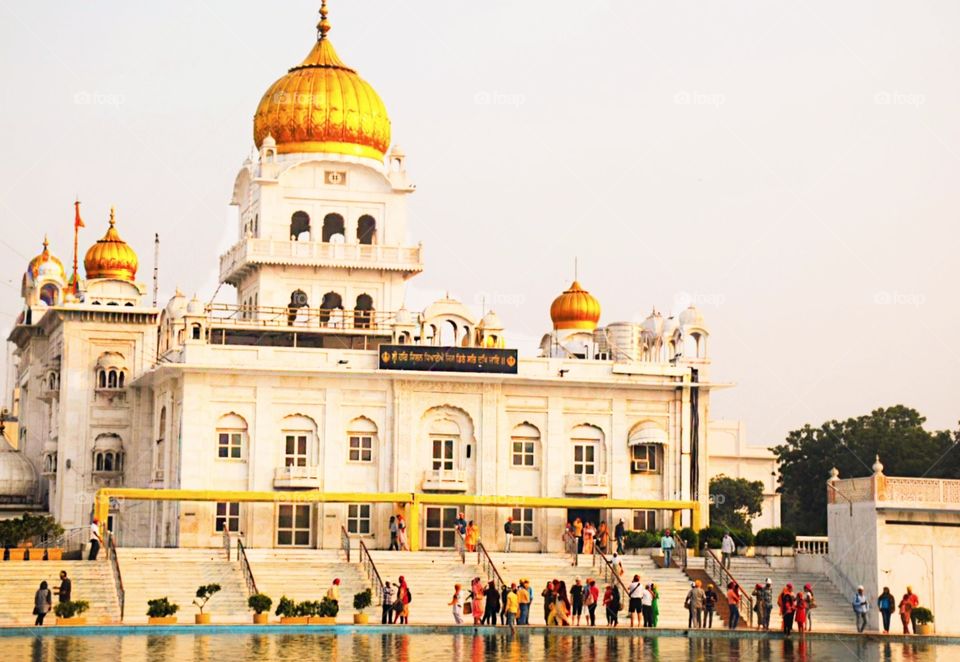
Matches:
[[39, 283, 59, 306], [429, 418, 460, 473], [216, 413, 248, 460], [628, 421, 666, 474], [290, 211, 311, 241], [357, 215, 376, 245], [571, 425, 604, 476], [98, 370, 106, 388], [511, 423, 540, 468], [287, 289, 309, 325], [322, 213, 345, 242], [282, 415, 317, 467], [93, 434, 124, 474], [107, 370, 118, 389], [347, 417, 377, 463], [354, 293, 374, 329], [320, 291, 343, 325], [191, 324, 202, 340]]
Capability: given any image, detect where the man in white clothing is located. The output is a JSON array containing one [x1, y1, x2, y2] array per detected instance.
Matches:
[[721, 533, 735, 569]]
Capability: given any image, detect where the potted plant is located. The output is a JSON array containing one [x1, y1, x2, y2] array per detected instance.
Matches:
[[45, 547, 64, 561], [315, 596, 339, 625], [276, 596, 308, 625], [913, 607, 934, 635], [1, 515, 63, 560], [146, 597, 180, 625], [299, 600, 322, 624], [192, 583, 221, 624], [54, 600, 90, 625], [353, 588, 372, 624], [248, 593, 272, 624]]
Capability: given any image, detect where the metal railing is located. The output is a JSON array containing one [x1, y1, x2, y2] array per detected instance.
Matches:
[[477, 542, 506, 590], [591, 546, 628, 598], [206, 302, 401, 333], [455, 529, 466, 564], [672, 533, 688, 570], [340, 526, 351, 563], [359, 539, 385, 606], [28, 526, 87, 558], [703, 547, 753, 627], [236, 539, 259, 596], [106, 532, 125, 621]]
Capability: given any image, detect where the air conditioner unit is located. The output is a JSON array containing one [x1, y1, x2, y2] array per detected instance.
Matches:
[[631, 460, 646, 473]]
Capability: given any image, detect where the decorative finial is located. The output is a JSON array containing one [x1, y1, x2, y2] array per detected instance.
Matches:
[[109, 206, 116, 227], [42, 234, 49, 250], [828, 467, 840, 481], [317, 0, 331, 39], [872, 455, 884, 475]]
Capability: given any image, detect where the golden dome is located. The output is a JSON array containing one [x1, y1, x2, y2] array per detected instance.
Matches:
[[27, 237, 66, 281], [84, 207, 138, 281], [253, 2, 391, 161], [550, 280, 601, 331]]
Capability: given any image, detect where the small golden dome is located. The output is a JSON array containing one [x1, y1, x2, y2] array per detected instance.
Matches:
[[27, 236, 66, 281], [550, 280, 601, 331], [253, 2, 391, 161], [84, 207, 138, 281]]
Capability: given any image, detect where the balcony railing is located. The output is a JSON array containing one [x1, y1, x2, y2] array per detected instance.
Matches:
[[273, 465, 322, 489], [205, 303, 398, 334], [220, 238, 423, 284], [564, 473, 610, 495], [795, 536, 829, 555], [421, 469, 468, 492]]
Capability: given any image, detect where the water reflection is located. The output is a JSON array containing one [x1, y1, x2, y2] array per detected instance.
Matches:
[[2, 632, 950, 662]]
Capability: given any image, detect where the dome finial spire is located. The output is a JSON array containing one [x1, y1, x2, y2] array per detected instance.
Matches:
[[317, 0, 331, 40], [42, 234, 49, 250], [109, 206, 116, 227]]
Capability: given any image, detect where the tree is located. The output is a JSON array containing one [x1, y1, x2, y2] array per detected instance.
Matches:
[[709, 475, 764, 532], [774, 405, 960, 535]]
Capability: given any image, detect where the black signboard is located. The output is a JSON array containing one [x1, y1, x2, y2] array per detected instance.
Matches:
[[378, 345, 518, 374]]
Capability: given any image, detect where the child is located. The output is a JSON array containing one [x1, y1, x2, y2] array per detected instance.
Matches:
[[795, 591, 807, 634]]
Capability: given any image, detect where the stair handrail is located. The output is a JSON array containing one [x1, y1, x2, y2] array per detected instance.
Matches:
[[28, 526, 86, 557], [454, 528, 466, 564], [106, 531, 125, 621], [477, 542, 506, 590], [703, 546, 753, 627], [359, 539, 385, 606], [672, 533, 688, 570], [340, 525, 351, 563], [236, 539, 259, 596], [591, 546, 629, 598]]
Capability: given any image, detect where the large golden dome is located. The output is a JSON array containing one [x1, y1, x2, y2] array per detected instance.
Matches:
[[550, 280, 601, 331], [84, 207, 138, 281], [253, 3, 391, 161]]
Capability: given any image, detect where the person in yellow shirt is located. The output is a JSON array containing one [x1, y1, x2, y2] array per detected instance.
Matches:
[[505, 583, 520, 632], [517, 580, 531, 625]]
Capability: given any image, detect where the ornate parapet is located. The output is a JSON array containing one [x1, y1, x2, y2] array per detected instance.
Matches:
[[828, 457, 960, 511]]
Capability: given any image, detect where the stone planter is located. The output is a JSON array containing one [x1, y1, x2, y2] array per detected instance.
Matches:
[[8, 548, 26, 561], [148, 616, 178, 625], [46, 548, 64, 561], [755, 546, 795, 557], [353, 613, 369, 624], [55, 617, 87, 626], [195, 613, 211, 624], [280, 616, 309, 625], [310, 616, 336, 625], [917, 623, 934, 635], [253, 613, 269, 624]]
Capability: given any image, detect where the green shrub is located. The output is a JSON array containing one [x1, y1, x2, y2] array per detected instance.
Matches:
[[353, 589, 372, 613], [248, 593, 273, 614], [698, 526, 753, 549], [297, 600, 321, 617], [319, 596, 339, 618], [53, 600, 90, 619], [275, 596, 297, 618], [192, 583, 221, 614], [146, 597, 179, 618], [755, 528, 797, 547], [624, 530, 658, 549], [913, 607, 934, 625], [0, 514, 63, 548], [679, 527, 699, 550]]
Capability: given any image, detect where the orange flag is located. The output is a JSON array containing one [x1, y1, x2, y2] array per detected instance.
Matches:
[[74, 200, 84, 228]]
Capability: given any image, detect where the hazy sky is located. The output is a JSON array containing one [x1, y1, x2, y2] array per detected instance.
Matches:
[[1, 1, 958, 448]]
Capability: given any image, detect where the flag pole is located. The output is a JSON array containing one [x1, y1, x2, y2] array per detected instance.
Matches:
[[72, 199, 84, 294]]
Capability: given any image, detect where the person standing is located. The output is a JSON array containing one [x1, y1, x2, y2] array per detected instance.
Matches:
[[752, 584, 765, 630], [388, 516, 399, 551], [852, 586, 869, 633], [640, 584, 654, 627], [795, 590, 808, 634], [503, 517, 514, 553], [898, 587, 915, 634], [455, 512, 467, 537], [517, 579, 531, 626], [33, 581, 52, 626], [465, 521, 479, 553], [326, 578, 341, 611], [582, 522, 596, 555], [703, 583, 718, 628], [88, 518, 103, 561], [877, 587, 894, 633], [720, 533, 735, 569], [603, 584, 619, 626], [627, 575, 644, 627], [541, 581, 555, 624], [570, 578, 584, 625], [803, 583, 816, 631], [396, 515, 408, 551], [552, 581, 572, 626], [450, 583, 466, 625], [660, 529, 675, 568], [573, 518, 584, 554], [585, 578, 599, 626], [499, 583, 509, 625], [762, 579, 774, 630], [650, 583, 660, 627], [685, 580, 705, 629], [394, 576, 411, 624], [381, 582, 395, 624], [55, 570, 72, 603], [471, 578, 484, 626], [610, 552, 624, 578], [726, 582, 741, 630], [614, 519, 626, 555], [904, 586, 919, 633], [597, 521, 610, 554], [505, 584, 519, 632], [482, 581, 500, 625], [778, 584, 796, 635]]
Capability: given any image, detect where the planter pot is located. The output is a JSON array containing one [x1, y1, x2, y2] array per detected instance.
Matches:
[[310, 616, 336, 625], [7, 549, 26, 561], [46, 549, 63, 561], [253, 613, 269, 625], [27, 549, 45, 561], [148, 616, 178, 625], [280, 616, 309, 625], [756, 546, 795, 557], [55, 617, 87, 626], [195, 614, 211, 624], [917, 623, 933, 635], [353, 613, 369, 625]]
